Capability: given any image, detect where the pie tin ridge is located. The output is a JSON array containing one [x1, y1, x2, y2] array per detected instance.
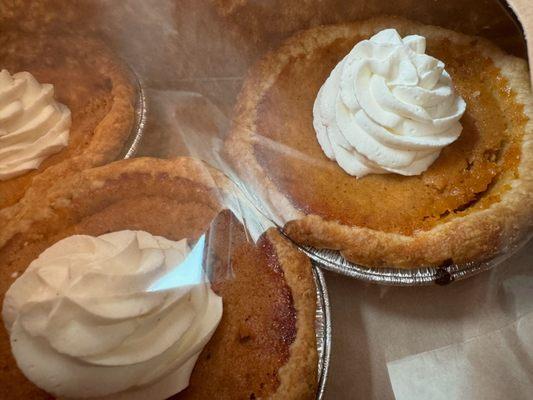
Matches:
[[298, 233, 533, 286], [313, 265, 331, 399]]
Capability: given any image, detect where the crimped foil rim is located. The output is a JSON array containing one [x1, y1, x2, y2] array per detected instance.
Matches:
[[313, 265, 331, 399], [122, 71, 146, 159], [298, 233, 532, 286]]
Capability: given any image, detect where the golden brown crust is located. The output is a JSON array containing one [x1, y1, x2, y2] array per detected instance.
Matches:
[[266, 229, 318, 400], [225, 16, 533, 268], [0, 158, 224, 250], [0, 157, 317, 399], [0, 31, 136, 225]]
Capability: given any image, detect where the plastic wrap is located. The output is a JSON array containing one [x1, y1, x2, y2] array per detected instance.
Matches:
[[0, 157, 329, 398], [0, 2, 330, 398], [53, 0, 529, 284], [0, 0, 532, 399]]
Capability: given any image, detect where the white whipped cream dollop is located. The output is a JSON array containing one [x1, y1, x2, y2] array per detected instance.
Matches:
[[2, 230, 222, 400], [313, 28, 466, 177], [0, 69, 71, 180]]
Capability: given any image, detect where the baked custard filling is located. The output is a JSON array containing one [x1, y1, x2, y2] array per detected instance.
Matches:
[[254, 36, 525, 235]]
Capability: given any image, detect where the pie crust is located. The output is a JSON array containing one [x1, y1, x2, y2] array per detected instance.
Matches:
[[0, 157, 317, 399], [225, 17, 533, 268], [0, 30, 136, 224]]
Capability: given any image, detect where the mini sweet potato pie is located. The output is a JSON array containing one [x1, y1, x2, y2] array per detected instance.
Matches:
[[225, 17, 533, 268], [0, 157, 318, 399], [0, 30, 137, 223]]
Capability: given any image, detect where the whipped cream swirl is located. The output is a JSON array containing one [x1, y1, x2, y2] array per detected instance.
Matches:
[[2, 231, 222, 400], [0, 69, 71, 180], [313, 28, 466, 177]]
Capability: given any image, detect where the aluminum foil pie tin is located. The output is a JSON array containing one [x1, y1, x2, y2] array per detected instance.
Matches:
[[299, 234, 532, 286], [122, 73, 147, 159], [313, 265, 331, 399]]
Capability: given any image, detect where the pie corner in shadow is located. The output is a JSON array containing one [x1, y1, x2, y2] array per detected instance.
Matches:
[[0, 28, 138, 223], [225, 16, 533, 269], [0, 157, 318, 399]]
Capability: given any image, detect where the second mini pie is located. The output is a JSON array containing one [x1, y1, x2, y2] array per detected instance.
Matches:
[[0, 29, 136, 221], [0, 157, 318, 399], [225, 16, 533, 269]]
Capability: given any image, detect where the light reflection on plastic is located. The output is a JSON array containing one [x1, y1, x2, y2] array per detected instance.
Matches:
[[148, 234, 206, 292]]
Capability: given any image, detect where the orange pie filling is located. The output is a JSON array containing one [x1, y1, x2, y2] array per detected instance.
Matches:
[[254, 37, 525, 235]]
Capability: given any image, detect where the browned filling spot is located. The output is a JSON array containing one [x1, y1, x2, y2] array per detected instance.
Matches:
[[254, 36, 525, 235]]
